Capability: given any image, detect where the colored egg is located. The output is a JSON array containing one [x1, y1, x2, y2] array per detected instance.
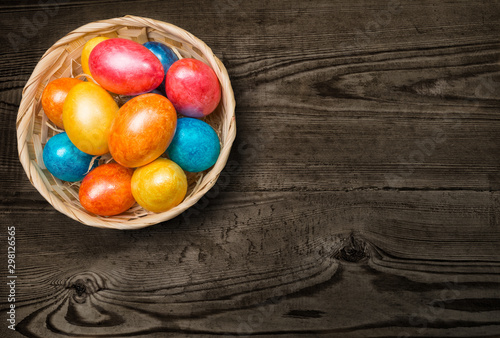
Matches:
[[165, 58, 221, 118], [43, 132, 98, 182], [167, 118, 220, 172], [81, 36, 109, 76], [143, 41, 179, 92], [108, 93, 177, 168], [63, 82, 119, 155], [79, 163, 135, 216], [89, 38, 164, 95], [41, 77, 83, 128], [131, 158, 187, 213], [143, 41, 178, 75]]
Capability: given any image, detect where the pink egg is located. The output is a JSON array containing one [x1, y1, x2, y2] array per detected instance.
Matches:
[[165, 58, 221, 118], [89, 38, 164, 96]]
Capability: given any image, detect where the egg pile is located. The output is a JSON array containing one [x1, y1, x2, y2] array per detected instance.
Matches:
[[41, 37, 222, 216]]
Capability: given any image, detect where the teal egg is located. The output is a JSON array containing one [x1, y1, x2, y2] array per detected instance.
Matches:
[[167, 118, 220, 172]]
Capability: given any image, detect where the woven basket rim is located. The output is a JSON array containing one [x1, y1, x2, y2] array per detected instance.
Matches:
[[16, 15, 236, 230]]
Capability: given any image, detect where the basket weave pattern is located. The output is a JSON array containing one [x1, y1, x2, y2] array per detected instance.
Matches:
[[16, 16, 236, 229]]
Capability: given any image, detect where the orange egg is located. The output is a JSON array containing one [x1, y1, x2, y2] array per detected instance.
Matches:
[[63, 82, 119, 155], [108, 94, 177, 168], [81, 36, 109, 76], [41, 77, 83, 128], [131, 158, 187, 213], [79, 163, 136, 216]]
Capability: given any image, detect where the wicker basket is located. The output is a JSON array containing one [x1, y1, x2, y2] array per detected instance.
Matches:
[[16, 15, 236, 230]]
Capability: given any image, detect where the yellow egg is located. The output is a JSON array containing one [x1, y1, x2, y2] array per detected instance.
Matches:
[[63, 82, 118, 155], [131, 158, 187, 213], [81, 37, 109, 75]]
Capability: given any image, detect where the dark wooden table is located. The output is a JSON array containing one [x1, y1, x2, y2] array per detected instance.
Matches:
[[1, 0, 499, 337]]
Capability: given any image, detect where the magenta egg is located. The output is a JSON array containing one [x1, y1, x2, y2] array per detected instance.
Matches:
[[165, 58, 221, 118], [89, 38, 164, 96]]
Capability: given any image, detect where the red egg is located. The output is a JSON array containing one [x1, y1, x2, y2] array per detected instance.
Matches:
[[108, 94, 177, 168], [165, 58, 221, 118], [89, 38, 164, 95], [79, 163, 135, 216]]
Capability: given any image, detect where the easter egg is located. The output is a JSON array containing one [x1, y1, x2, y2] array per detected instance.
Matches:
[[143, 42, 178, 74], [41, 77, 83, 128], [143, 41, 179, 94], [81, 36, 109, 75], [79, 163, 135, 216], [143, 41, 178, 84], [165, 58, 221, 118], [108, 93, 177, 168], [131, 158, 187, 213], [43, 132, 98, 182], [167, 118, 220, 172], [63, 82, 119, 155], [89, 38, 164, 95]]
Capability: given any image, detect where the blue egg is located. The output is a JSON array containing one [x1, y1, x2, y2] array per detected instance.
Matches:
[[167, 118, 221, 172], [143, 42, 179, 95], [143, 42, 178, 75], [43, 132, 99, 182]]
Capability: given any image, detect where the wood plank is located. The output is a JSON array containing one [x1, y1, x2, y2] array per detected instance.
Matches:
[[11, 263, 500, 337], [1, 191, 499, 336], [1, 1, 499, 193], [4, 48, 500, 193]]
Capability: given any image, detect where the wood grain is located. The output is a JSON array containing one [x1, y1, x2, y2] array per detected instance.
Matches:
[[1, 191, 499, 336], [0, 0, 499, 336]]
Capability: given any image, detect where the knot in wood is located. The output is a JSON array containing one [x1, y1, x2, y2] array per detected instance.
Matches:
[[337, 234, 368, 263], [72, 282, 86, 297]]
